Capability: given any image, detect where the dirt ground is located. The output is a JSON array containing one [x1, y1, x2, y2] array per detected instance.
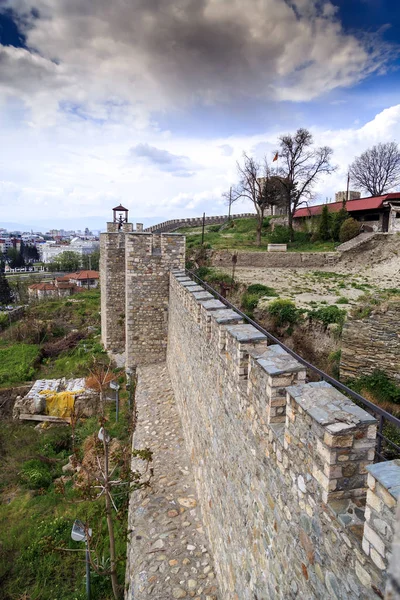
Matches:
[[222, 235, 400, 310]]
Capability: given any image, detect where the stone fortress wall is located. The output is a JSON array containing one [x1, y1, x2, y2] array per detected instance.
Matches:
[[166, 272, 400, 600], [144, 213, 255, 233], [340, 300, 400, 384], [100, 225, 400, 599]]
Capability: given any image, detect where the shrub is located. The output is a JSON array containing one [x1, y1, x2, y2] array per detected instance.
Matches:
[[195, 266, 212, 279], [267, 299, 302, 326], [20, 459, 53, 489], [208, 224, 221, 232], [247, 284, 277, 296], [269, 226, 290, 244], [204, 269, 233, 286], [241, 292, 262, 316], [339, 218, 360, 243], [309, 305, 346, 327], [349, 370, 400, 405], [336, 296, 349, 304], [241, 284, 278, 317]]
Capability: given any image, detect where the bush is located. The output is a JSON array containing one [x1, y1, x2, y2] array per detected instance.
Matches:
[[195, 266, 212, 279], [20, 459, 53, 489], [208, 224, 221, 232], [247, 284, 277, 296], [241, 284, 278, 317], [241, 292, 262, 316], [309, 305, 346, 327], [331, 207, 349, 241], [349, 370, 400, 405], [336, 296, 349, 304], [339, 218, 360, 243], [269, 226, 291, 244], [267, 299, 303, 326]]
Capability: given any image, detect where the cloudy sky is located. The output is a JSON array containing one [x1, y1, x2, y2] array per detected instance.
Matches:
[[0, 0, 399, 230]]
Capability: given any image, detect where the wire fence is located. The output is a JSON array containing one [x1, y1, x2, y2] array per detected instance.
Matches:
[[186, 269, 400, 462]]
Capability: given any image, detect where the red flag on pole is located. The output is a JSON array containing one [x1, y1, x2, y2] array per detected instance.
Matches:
[[273, 152, 279, 162]]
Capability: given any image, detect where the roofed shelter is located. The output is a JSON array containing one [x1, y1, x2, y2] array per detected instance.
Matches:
[[293, 193, 400, 233]]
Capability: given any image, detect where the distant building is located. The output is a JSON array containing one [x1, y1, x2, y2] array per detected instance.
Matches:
[[28, 282, 74, 300], [39, 239, 99, 263], [293, 192, 400, 233], [56, 270, 99, 289], [335, 191, 361, 203]]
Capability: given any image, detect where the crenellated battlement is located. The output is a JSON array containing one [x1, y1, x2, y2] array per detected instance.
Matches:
[[167, 270, 400, 600]]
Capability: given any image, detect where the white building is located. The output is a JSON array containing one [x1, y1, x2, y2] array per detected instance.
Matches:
[[39, 239, 99, 263]]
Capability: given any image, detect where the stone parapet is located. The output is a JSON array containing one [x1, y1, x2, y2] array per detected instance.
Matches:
[[167, 271, 390, 600], [363, 461, 400, 571]]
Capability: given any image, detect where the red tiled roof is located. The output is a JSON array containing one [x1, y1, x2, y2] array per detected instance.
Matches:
[[29, 283, 56, 291], [293, 193, 400, 218], [56, 282, 76, 289], [57, 270, 99, 281], [70, 270, 99, 280]]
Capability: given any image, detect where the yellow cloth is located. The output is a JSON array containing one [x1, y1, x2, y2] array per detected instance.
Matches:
[[39, 389, 84, 418]]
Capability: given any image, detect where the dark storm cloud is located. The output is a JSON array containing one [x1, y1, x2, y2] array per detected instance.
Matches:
[[0, 0, 396, 117]]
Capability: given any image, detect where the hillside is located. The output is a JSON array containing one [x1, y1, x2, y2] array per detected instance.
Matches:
[[178, 217, 337, 252]]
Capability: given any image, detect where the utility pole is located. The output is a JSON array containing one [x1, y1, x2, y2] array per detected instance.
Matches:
[[346, 172, 350, 204], [201, 212, 206, 245]]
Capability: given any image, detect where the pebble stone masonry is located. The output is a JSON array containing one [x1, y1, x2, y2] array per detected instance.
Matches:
[[99, 228, 400, 599]]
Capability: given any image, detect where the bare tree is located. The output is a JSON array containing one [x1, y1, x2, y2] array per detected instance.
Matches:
[[277, 128, 336, 241], [222, 186, 241, 221], [349, 142, 400, 196], [235, 154, 283, 245]]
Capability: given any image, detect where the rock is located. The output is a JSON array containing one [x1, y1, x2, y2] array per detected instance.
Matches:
[[172, 587, 187, 598], [178, 497, 198, 509]]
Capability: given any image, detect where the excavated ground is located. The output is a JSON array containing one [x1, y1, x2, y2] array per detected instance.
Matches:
[[221, 234, 400, 309]]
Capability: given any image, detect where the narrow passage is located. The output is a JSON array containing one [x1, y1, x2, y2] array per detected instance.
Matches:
[[125, 364, 220, 600]]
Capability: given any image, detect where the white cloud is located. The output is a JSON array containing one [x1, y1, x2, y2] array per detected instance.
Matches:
[[1, 102, 399, 227]]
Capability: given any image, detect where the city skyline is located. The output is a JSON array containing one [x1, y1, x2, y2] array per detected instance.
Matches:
[[0, 0, 399, 229]]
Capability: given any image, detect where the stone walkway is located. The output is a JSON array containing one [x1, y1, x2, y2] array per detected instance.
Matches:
[[125, 364, 220, 600]]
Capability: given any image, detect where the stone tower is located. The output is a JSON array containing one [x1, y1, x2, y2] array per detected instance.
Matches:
[[100, 218, 133, 354], [100, 208, 185, 365], [125, 232, 185, 367]]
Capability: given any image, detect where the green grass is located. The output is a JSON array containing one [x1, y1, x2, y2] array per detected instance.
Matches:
[[0, 343, 40, 386], [180, 218, 337, 253], [0, 406, 132, 600]]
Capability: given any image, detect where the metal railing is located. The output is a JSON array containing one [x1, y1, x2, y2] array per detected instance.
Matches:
[[185, 269, 400, 462]]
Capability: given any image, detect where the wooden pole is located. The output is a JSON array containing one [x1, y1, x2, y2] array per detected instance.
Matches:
[[201, 212, 205, 245]]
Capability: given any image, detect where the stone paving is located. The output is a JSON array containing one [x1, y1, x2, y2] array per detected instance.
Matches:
[[125, 364, 220, 600]]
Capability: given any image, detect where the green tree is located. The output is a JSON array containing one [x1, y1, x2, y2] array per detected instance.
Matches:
[[331, 206, 348, 242], [0, 272, 12, 305], [52, 251, 82, 272], [318, 204, 331, 241], [7, 247, 25, 269]]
